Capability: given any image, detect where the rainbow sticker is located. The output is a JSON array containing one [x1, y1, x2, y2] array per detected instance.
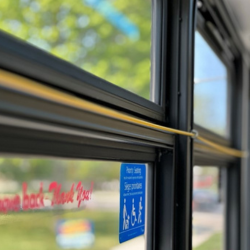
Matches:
[[56, 219, 95, 249]]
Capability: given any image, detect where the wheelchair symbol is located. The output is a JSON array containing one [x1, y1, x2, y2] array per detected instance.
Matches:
[[131, 198, 137, 226]]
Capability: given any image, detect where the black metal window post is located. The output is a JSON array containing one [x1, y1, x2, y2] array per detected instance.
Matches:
[[225, 53, 250, 250], [239, 59, 250, 250], [171, 1, 196, 250], [153, 0, 196, 250]]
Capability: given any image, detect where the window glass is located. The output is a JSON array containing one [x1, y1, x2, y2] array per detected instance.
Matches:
[[192, 166, 224, 250], [0, 157, 146, 250], [194, 32, 228, 137], [0, 0, 151, 99]]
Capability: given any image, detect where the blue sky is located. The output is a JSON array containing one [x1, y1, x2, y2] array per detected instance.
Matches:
[[194, 32, 227, 137]]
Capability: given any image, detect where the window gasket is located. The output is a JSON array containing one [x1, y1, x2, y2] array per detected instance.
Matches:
[[0, 31, 164, 122]]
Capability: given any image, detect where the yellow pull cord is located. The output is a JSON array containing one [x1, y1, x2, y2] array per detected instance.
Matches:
[[0, 69, 247, 158], [197, 135, 247, 158]]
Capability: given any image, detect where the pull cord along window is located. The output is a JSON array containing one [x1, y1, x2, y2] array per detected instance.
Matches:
[[0, 69, 246, 158]]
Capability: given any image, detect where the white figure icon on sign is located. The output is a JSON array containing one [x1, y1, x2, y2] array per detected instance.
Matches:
[[138, 196, 143, 223], [131, 198, 137, 226], [123, 199, 129, 230]]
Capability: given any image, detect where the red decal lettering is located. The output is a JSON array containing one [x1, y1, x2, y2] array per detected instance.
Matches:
[[67, 184, 74, 203], [89, 182, 94, 200], [30, 194, 36, 209], [3, 198, 10, 213], [38, 182, 44, 207], [0, 181, 93, 213], [48, 182, 74, 205], [76, 181, 94, 207], [22, 182, 29, 210], [22, 182, 44, 210], [0, 195, 20, 213], [13, 195, 21, 212], [76, 181, 83, 207], [0, 200, 2, 213], [49, 181, 59, 206], [61, 192, 65, 204]]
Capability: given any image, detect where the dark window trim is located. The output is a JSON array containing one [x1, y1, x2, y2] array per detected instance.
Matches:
[[0, 125, 159, 162], [194, 124, 230, 147], [0, 86, 174, 149], [194, 141, 235, 166], [0, 31, 164, 122], [197, 13, 234, 70], [197, 2, 240, 60]]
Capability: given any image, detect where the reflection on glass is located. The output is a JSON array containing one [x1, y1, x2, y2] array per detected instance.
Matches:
[[192, 166, 224, 250], [0, 0, 151, 99], [194, 32, 228, 137], [0, 158, 145, 250]]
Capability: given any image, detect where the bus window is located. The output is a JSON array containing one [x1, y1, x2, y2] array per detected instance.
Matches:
[[192, 166, 224, 250], [194, 31, 228, 137], [0, 0, 151, 99], [0, 157, 146, 250]]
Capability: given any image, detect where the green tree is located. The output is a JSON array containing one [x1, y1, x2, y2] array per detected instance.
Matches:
[[0, 158, 54, 182], [0, 0, 151, 98], [0, 158, 120, 185]]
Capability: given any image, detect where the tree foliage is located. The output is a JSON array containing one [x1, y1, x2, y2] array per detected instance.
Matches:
[[0, 0, 151, 98], [0, 158, 120, 183]]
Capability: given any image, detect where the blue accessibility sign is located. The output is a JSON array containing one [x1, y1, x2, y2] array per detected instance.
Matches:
[[119, 163, 146, 243]]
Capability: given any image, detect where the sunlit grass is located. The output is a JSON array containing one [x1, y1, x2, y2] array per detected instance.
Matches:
[[194, 233, 222, 250], [0, 209, 119, 250]]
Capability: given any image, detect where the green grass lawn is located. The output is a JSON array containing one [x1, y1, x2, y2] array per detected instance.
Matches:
[[0, 209, 119, 250], [194, 233, 222, 250]]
